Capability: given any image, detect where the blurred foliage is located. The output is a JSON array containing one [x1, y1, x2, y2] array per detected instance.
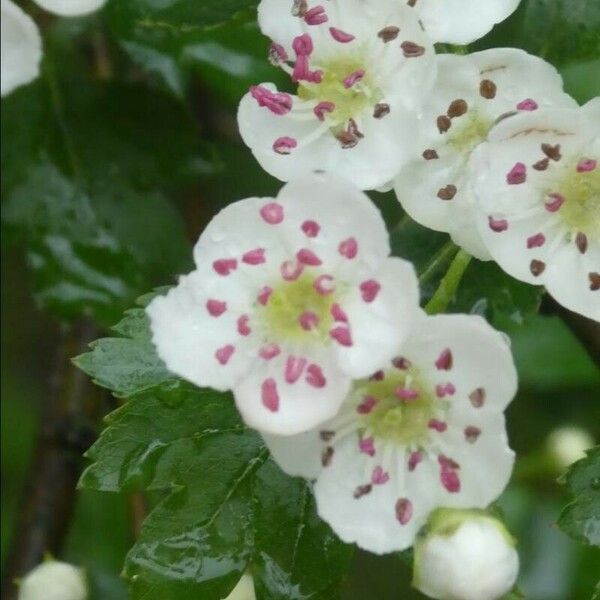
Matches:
[[2, 0, 600, 598]]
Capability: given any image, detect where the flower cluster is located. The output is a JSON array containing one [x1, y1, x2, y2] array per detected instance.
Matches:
[[145, 0, 597, 578], [238, 0, 598, 322]]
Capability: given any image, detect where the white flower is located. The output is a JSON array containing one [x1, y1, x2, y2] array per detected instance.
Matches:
[[407, 0, 521, 45], [147, 174, 419, 436], [263, 313, 517, 553], [1, 0, 42, 97], [413, 509, 519, 600], [470, 99, 600, 321], [238, 0, 435, 190], [226, 573, 256, 600], [1, 0, 107, 98], [394, 49, 576, 259], [18, 560, 88, 600]]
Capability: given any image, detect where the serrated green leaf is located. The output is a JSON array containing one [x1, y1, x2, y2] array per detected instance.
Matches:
[[252, 460, 353, 600], [557, 446, 600, 546]]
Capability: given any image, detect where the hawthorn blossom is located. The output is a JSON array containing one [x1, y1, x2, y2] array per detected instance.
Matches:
[[394, 49, 576, 259], [471, 99, 600, 321], [147, 175, 419, 436], [1, 0, 107, 97], [264, 313, 517, 553], [413, 509, 519, 600], [407, 0, 521, 45], [18, 561, 88, 600], [238, 0, 435, 190]]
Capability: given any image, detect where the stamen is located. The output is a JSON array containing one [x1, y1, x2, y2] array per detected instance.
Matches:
[[435, 349, 453, 370], [260, 343, 281, 360], [250, 85, 293, 115], [329, 27, 355, 43], [299, 311, 319, 330], [306, 363, 326, 387], [437, 115, 451, 133], [529, 259, 546, 277], [213, 258, 237, 276], [281, 259, 304, 281], [292, 33, 314, 56], [268, 42, 288, 65], [401, 41, 425, 57], [359, 436, 375, 456], [575, 232, 588, 254], [437, 185, 457, 200], [373, 103, 390, 119], [242, 248, 266, 265], [533, 158, 549, 171], [322, 446, 334, 466], [371, 466, 389, 485], [297, 248, 322, 266], [260, 202, 284, 224], [273, 136, 298, 154], [314, 274, 336, 295], [395, 387, 419, 401], [577, 158, 597, 173], [526, 233, 545, 249], [360, 279, 381, 303], [301, 219, 321, 237], [423, 149, 439, 160], [541, 143, 561, 161], [331, 303, 348, 322], [428, 419, 447, 432], [506, 162, 527, 185], [357, 395, 378, 414], [215, 345, 235, 365], [262, 378, 280, 412], [464, 426, 481, 443], [408, 451, 422, 471], [304, 5, 327, 25], [479, 79, 497, 99], [353, 484, 372, 498], [313, 101, 335, 121], [237, 315, 251, 336], [378, 26, 400, 42], [206, 299, 227, 317], [488, 216, 509, 232], [469, 387, 486, 408], [435, 383, 455, 398], [285, 355, 307, 383], [516, 98, 538, 111], [258, 286, 273, 306], [330, 326, 353, 347], [395, 498, 413, 524], [343, 69, 365, 89], [545, 193, 564, 212], [338, 237, 358, 259], [589, 273, 600, 291], [447, 99, 468, 118]]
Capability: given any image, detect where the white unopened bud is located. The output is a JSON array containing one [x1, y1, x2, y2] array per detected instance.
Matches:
[[226, 573, 256, 600], [413, 509, 519, 600], [18, 560, 87, 600], [547, 426, 594, 471]]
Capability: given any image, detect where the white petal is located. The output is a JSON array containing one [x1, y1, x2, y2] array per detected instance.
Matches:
[[1, 0, 41, 97], [315, 435, 436, 554], [337, 257, 420, 378], [413, 0, 520, 44], [262, 428, 324, 478], [233, 348, 351, 435], [34, 0, 107, 16], [147, 272, 257, 392], [395, 49, 575, 260]]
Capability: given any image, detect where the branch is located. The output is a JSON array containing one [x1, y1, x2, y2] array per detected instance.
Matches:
[[1, 321, 109, 600]]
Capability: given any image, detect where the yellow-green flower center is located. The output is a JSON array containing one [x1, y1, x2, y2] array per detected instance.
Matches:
[[298, 54, 381, 125], [260, 274, 340, 343], [355, 366, 444, 446], [447, 112, 492, 155], [553, 161, 600, 238]]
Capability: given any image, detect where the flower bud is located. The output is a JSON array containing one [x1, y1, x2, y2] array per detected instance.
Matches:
[[226, 573, 255, 600], [547, 426, 594, 471], [18, 560, 87, 600], [413, 508, 519, 600]]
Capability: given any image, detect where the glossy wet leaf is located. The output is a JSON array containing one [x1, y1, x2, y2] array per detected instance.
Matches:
[[558, 446, 600, 547], [253, 461, 353, 600]]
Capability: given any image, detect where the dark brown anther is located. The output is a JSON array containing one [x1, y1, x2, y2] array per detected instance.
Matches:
[[348, 118, 364, 139], [422, 149, 439, 160], [447, 99, 468, 118], [378, 26, 400, 42], [321, 446, 334, 467], [589, 272, 600, 291], [479, 79, 497, 99], [575, 232, 588, 254], [437, 184, 457, 200], [437, 115, 451, 133], [401, 41, 426, 57], [407, 0, 418, 6], [541, 143, 562, 161], [319, 430, 335, 441], [292, 0, 307, 17], [469, 387, 486, 408], [533, 158, 549, 171], [353, 484, 373, 499], [373, 103, 391, 119], [530, 259, 546, 277]]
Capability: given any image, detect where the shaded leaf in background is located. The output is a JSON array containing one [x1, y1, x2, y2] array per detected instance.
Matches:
[[558, 446, 600, 547], [1, 26, 205, 324]]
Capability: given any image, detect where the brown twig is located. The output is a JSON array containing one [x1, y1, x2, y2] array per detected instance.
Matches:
[[1, 321, 108, 600]]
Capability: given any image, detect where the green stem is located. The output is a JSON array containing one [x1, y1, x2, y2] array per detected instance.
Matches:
[[425, 250, 473, 315], [418, 241, 458, 284]]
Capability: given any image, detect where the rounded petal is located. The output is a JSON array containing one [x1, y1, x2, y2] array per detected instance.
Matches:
[[35, 0, 107, 16], [1, 0, 41, 97], [405, 314, 518, 414], [262, 428, 324, 478], [314, 435, 436, 553], [337, 257, 420, 378], [233, 349, 351, 435], [147, 272, 257, 392], [414, 0, 520, 44], [238, 86, 422, 190]]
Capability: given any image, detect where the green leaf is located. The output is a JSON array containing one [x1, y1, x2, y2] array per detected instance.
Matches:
[[252, 460, 353, 600], [448, 260, 543, 330], [557, 446, 600, 547], [475, 0, 600, 66], [1, 27, 205, 324]]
